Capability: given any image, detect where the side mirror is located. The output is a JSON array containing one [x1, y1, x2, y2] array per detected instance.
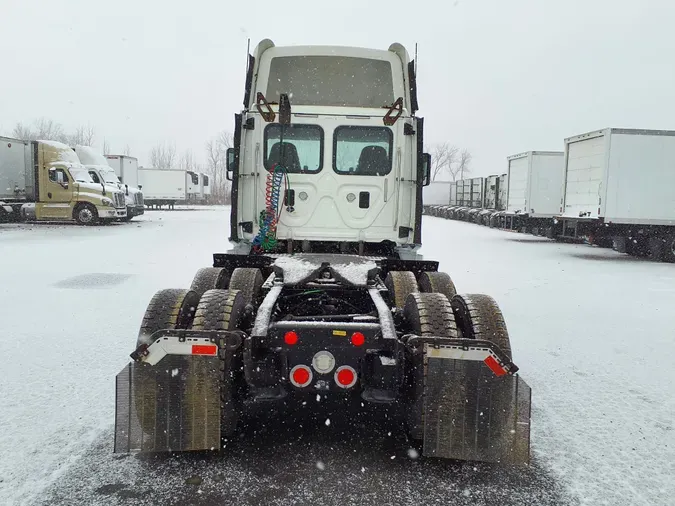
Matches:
[[422, 153, 431, 186], [125, 184, 129, 196], [226, 148, 235, 181]]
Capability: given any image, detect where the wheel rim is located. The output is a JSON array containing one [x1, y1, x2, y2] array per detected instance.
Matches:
[[79, 208, 93, 223]]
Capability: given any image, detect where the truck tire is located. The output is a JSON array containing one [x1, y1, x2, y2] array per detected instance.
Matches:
[[73, 203, 99, 225], [137, 288, 200, 347], [403, 292, 458, 440], [384, 271, 419, 310], [192, 289, 247, 436], [190, 267, 231, 297], [450, 294, 512, 359], [228, 268, 264, 306], [418, 271, 457, 300]]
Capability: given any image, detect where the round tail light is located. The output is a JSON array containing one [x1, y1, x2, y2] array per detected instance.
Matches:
[[351, 332, 365, 346], [284, 331, 298, 345], [334, 366, 358, 389], [290, 365, 312, 388]]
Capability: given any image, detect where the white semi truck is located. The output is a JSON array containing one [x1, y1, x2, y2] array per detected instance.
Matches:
[[558, 128, 675, 261], [0, 137, 126, 224], [114, 39, 531, 467], [76, 146, 144, 220]]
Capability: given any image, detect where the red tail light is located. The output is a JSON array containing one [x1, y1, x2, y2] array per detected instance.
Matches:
[[284, 331, 298, 345], [334, 366, 358, 388], [290, 365, 312, 387], [351, 332, 365, 346]]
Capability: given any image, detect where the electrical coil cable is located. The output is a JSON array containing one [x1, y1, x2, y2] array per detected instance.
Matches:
[[252, 163, 289, 252]]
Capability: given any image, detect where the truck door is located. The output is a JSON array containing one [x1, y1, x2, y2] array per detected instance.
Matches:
[[40, 167, 73, 219]]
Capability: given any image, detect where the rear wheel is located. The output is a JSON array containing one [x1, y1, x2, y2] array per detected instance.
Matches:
[[192, 289, 247, 436], [384, 271, 418, 310], [133, 289, 200, 439], [450, 294, 512, 359], [228, 268, 264, 306], [137, 288, 200, 347], [403, 292, 458, 440], [190, 267, 231, 297], [418, 271, 457, 300]]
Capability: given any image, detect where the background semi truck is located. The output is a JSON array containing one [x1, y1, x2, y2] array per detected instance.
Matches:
[[0, 137, 126, 224], [138, 168, 188, 208], [504, 151, 564, 235], [559, 128, 675, 261], [76, 146, 144, 220]]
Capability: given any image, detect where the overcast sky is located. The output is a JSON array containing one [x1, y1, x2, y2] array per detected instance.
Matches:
[[1, 0, 674, 176]]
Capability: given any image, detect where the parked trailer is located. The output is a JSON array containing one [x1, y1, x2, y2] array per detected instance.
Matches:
[[423, 181, 451, 216], [138, 168, 188, 208], [503, 151, 564, 235], [105, 155, 139, 188], [558, 128, 675, 261]]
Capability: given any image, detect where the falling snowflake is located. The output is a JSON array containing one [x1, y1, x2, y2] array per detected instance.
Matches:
[[316, 461, 325, 471], [325, 418, 331, 426], [407, 448, 419, 459]]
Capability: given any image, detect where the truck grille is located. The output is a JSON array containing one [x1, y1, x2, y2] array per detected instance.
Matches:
[[114, 192, 126, 209], [135, 193, 144, 206]]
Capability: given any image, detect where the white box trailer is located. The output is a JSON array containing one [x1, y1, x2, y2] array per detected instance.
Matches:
[[105, 155, 139, 188], [423, 181, 451, 206], [484, 174, 508, 210], [138, 168, 187, 208], [559, 128, 675, 261], [503, 151, 564, 234]]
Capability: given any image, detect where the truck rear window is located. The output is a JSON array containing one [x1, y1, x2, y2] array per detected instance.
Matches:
[[265, 56, 394, 108], [333, 126, 393, 176], [264, 124, 323, 174]]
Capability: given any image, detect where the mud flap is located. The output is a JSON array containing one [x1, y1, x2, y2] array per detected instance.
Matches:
[[114, 354, 221, 453], [422, 349, 531, 464]]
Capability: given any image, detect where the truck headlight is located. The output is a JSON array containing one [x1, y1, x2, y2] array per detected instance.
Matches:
[[101, 197, 114, 207]]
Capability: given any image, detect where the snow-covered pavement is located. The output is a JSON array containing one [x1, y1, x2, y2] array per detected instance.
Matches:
[[0, 209, 673, 505]]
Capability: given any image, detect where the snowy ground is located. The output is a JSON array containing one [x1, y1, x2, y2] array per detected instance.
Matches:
[[0, 209, 672, 505]]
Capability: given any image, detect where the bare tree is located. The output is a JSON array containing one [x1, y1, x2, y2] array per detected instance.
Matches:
[[150, 141, 177, 169], [205, 131, 233, 204], [13, 118, 67, 142], [456, 148, 473, 180], [428, 142, 459, 181], [102, 138, 111, 155], [68, 124, 96, 146], [179, 149, 197, 172]]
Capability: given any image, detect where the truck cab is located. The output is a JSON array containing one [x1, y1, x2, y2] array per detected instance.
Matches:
[[20, 140, 126, 224], [227, 40, 431, 259], [76, 146, 143, 220]]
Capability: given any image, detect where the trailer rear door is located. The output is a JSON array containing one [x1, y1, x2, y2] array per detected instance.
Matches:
[[563, 134, 606, 218], [507, 155, 529, 213]]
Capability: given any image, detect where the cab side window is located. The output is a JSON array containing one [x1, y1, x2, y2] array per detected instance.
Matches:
[[48, 169, 69, 183], [88, 171, 101, 184]]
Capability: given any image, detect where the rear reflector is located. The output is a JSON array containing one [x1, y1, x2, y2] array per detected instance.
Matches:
[[191, 344, 218, 356], [290, 365, 313, 387], [484, 355, 507, 377], [334, 366, 358, 388]]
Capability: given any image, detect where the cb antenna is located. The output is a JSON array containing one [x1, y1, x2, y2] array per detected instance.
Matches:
[[245, 37, 251, 71]]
